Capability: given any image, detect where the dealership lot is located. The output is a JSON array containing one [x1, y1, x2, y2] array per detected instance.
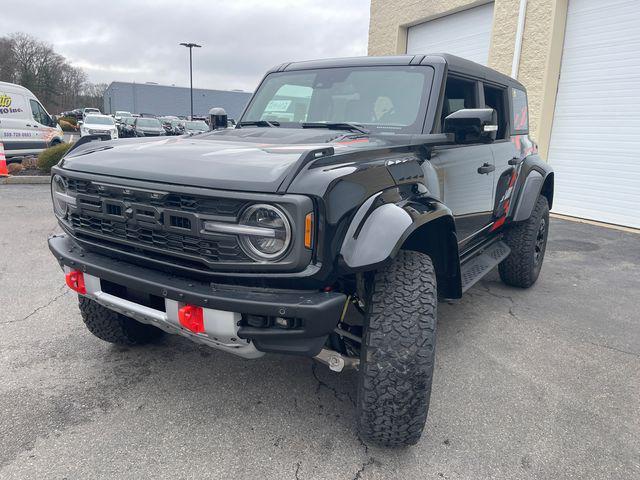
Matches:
[[1, 184, 639, 479]]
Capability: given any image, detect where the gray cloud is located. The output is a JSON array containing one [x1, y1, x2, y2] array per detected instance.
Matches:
[[3, 0, 370, 92]]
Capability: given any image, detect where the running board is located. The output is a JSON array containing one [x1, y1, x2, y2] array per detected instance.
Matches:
[[460, 240, 511, 293]]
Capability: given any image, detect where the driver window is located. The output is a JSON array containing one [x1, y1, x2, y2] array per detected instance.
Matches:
[[29, 100, 49, 126], [441, 76, 478, 128]]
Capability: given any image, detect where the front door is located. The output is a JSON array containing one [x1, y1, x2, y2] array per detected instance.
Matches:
[[430, 144, 495, 244], [431, 75, 495, 245], [28, 99, 52, 150]]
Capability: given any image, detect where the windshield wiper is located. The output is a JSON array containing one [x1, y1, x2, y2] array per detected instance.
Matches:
[[238, 120, 280, 128], [301, 122, 369, 135]]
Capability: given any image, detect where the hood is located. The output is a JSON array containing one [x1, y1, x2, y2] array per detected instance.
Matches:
[[59, 130, 362, 193]]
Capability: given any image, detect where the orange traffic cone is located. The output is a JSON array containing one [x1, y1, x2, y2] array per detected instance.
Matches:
[[0, 142, 8, 177]]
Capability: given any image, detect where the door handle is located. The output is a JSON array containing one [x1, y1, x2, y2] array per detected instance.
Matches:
[[477, 163, 495, 175], [508, 157, 522, 166]]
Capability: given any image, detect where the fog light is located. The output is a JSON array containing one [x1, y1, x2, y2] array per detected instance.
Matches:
[[65, 270, 86, 294]]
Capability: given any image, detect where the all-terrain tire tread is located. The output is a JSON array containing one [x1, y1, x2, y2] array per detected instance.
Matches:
[[499, 195, 549, 288], [357, 250, 437, 447], [78, 296, 163, 345]]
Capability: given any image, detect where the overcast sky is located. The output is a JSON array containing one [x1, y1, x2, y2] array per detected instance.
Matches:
[[4, 0, 371, 92]]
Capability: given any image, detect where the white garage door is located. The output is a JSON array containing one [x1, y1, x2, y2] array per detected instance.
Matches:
[[406, 3, 494, 65], [547, 0, 640, 228]]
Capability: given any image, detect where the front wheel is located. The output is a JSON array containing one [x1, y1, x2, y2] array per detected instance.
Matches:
[[79, 296, 164, 345], [357, 250, 437, 447]]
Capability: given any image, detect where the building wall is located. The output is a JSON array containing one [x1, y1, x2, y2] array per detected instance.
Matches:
[[103, 82, 252, 120], [368, 0, 568, 159]]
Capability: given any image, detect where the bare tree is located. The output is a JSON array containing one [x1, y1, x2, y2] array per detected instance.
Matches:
[[0, 32, 108, 113], [0, 37, 17, 82]]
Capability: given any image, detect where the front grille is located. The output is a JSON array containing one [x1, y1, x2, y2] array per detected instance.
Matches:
[[66, 178, 244, 217], [65, 178, 252, 267]]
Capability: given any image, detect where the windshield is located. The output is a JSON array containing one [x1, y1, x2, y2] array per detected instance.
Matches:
[[85, 116, 114, 125], [137, 118, 161, 128], [242, 66, 434, 133], [123, 117, 135, 125], [185, 121, 208, 131], [116, 111, 131, 116], [85, 109, 100, 114]]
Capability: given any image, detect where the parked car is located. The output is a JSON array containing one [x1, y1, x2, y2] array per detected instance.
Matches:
[[158, 115, 180, 134], [130, 117, 165, 137], [79, 114, 118, 139], [48, 54, 553, 447], [114, 111, 132, 122], [164, 120, 185, 135], [117, 116, 136, 137], [0, 80, 64, 157], [183, 120, 209, 135], [82, 107, 101, 119]]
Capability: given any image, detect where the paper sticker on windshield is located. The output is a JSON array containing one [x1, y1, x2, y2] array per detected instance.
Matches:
[[265, 100, 291, 112]]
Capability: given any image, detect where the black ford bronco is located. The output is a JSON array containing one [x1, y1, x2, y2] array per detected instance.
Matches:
[[48, 54, 553, 447]]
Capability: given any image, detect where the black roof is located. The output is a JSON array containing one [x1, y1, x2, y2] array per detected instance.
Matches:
[[269, 53, 525, 91]]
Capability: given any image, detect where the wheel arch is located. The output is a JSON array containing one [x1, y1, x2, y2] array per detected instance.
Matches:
[[340, 194, 462, 299], [401, 214, 462, 299], [511, 154, 554, 222]]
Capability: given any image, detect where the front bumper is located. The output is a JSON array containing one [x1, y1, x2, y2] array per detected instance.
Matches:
[[49, 234, 346, 357]]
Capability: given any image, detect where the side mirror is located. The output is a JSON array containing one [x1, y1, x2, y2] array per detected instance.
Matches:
[[78, 120, 84, 126], [444, 108, 497, 144]]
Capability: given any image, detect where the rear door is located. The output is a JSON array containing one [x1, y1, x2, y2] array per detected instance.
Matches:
[[429, 75, 495, 245], [482, 82, 519, 223]]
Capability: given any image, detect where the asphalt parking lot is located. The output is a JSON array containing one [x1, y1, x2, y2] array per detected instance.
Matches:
[[1, 184, 639, 479]]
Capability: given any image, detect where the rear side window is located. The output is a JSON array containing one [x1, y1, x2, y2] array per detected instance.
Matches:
[[512, 88, 528, 133], [483, 84, 508, 139]]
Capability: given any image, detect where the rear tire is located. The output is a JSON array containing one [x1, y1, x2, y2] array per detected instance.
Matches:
[[499, 195, 550, 288], [357, 250, 437, 447], [78, 296, 164, 345]]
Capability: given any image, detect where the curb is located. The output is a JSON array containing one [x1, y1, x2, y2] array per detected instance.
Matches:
[[0, 175, 51, 185]]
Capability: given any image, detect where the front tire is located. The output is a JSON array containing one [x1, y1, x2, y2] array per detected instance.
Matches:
[[357, 250, 437, 447], [499, 195, 550, 288], [79, 296, 164, 345]]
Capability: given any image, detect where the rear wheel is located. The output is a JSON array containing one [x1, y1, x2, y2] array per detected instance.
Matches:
[[499, 195, 550, 288], [78, 296, 164, 345], [357, 250, 437, 447]]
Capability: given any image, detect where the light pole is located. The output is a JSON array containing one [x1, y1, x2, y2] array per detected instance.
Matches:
[[179, 42, 201, 120]]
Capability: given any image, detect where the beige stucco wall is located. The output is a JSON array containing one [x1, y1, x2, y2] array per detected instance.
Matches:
[[368, 0, 568, 159]]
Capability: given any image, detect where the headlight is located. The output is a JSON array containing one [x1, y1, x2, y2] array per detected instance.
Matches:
[[51, 174, 70, 217], [238, 204, 291, 261]]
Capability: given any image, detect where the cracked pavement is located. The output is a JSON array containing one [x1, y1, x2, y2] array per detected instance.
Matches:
[[1, 184, 639, 479]]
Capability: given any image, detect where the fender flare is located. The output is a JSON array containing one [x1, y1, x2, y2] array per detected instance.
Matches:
[[340, 193, 462, 297], [511, 154, 554, 222]]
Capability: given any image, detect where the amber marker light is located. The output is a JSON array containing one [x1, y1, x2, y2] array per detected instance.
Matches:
[[304, 212, 314, 249]]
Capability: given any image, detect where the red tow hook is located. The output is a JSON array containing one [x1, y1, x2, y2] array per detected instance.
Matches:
[[178, 305, 205, 334], [65, 270, 86, 294]]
